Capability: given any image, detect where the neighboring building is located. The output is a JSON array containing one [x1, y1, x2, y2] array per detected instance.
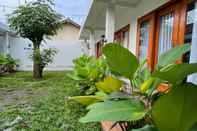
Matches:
[[0, 22, 15, 55], [0, 18, 86, 71], [80, 0, 197, 84]]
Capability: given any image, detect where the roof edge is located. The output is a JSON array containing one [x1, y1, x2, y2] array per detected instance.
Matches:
[[62, 18, 81, 28]]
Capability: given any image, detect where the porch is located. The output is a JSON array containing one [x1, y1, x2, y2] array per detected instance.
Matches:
[[80, 0, 197, 82], [79, 0, 197, 130]]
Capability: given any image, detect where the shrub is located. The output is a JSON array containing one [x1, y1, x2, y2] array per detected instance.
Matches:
[[29, 48, 58, 77], [0, 54, 19, 74], [69, 55, 109, 95]]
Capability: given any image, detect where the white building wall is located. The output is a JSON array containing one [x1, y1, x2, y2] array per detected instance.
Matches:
[[9, 36, 33, 70], [8, 23, 84, 71]]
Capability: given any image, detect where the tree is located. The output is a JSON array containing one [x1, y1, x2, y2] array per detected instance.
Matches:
[[8, 0, 62, 79]]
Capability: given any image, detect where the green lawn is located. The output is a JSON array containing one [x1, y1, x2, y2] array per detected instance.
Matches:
[[0, 71, 101, 131]]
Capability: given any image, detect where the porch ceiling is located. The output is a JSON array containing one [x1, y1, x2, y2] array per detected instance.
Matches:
[[79, 0, 141, 39]]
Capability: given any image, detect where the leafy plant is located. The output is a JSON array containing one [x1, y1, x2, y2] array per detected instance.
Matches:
[[29, 48, 57, 77], [152, 83, 197, 131], [0, 54, 19, 74], [69, 55, 109, 95], [69, 43, 197, 131]]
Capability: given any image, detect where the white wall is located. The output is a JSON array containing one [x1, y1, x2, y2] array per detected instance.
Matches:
[[9, 23, 84, 71], [113, 0, 170, 54], [9, 36, 33, 70]]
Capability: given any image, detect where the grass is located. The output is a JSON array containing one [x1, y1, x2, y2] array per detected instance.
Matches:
[[0, 71, 101, 131]]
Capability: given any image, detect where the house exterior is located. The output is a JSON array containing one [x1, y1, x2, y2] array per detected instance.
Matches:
[[0, 18, 87, 71], [80, 0, 197, 84]]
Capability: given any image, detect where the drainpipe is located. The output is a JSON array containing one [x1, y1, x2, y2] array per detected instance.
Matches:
[[105, 2, 115, 43], [5, 32, 10, 55]]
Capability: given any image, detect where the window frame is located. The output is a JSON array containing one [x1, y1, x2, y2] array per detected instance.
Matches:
[[136, 13, 156, 70], [136, 0, 188, 70], [114, 24, 130, 48]]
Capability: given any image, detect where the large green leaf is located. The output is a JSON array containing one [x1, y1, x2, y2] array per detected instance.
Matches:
[[153, 63, 197, 84], [132, 125, 159, 131], [80, 100, 146, 123], [96, 76, 122, 94], [157, 44, 190, 68], [69, 96, 105, 106], [102, 43, 139, 78], [152, 83, 197, 131]]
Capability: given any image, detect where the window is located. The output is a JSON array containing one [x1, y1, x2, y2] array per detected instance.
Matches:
[[137, 13, 155, 69], [137, 0, 187, 70], [114, 25, 130, 48], [157, 13, 174, 56], [139, 21, 150, 61]]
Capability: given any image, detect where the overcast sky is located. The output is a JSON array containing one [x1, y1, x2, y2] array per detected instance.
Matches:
[[0, 0, 91, 25]]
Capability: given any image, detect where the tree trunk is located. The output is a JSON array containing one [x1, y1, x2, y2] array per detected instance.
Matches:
[[33, 42, 42, 79], [33, 61, 42, 79]]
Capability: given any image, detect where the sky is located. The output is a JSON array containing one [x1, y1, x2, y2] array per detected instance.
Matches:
[[0, 0, 91, 25]]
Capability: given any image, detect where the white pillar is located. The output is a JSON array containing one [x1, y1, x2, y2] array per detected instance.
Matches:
[[105, 2, 115, 43], [188, 1, 197, 85], [89, 29, 96, 56], [5, 32, 10, 55]]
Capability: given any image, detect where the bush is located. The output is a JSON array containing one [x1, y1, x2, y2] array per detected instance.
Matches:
[[69, 55, 109, 95], [0, 55, 18, 74], [29, 48, 58, 76]]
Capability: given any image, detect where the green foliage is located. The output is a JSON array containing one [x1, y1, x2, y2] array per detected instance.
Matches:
[[140, 77, 156, 93], [132, 125, 158, 131], [153, 63, 197, 85], [70, 43, 197, 131], [68, 96, 106, 106], [96, 76, 123, 94], [189, 123, 197, 131], [70, 55, 108, 94], [152, 83, 197, 131], [8, 0, 62, 79], [132, 59, 151, 89], [41, 48, 57, 67], [157, 44, 190, 68], [8, 0, 62, 44], [0, 54, 19, 73], [102, 43, 139, 79], [80, 100, 146, 123], [29, 48, 57, 69]]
